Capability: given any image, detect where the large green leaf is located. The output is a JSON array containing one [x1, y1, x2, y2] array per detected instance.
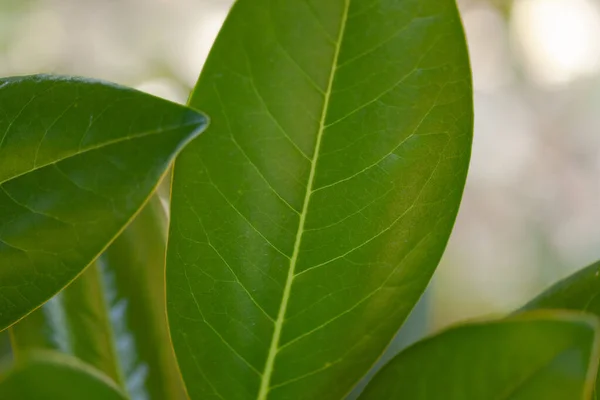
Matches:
[[167, 0, 472, 399], [0, 75, 207, 331], [10, 196, 185, 399], [0, 350, 127, 400], [359, 312, 600, 400]]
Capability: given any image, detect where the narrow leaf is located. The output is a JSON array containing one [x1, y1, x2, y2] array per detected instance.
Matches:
[[0, 75, 207, 331], [359, 312, 600, 400], [10, 196, 185, 400], [0, 350, 127, 400], [167, 0, 472, 399]]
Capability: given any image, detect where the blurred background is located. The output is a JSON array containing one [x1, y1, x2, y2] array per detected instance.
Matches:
[[0, 0, 598, 336]]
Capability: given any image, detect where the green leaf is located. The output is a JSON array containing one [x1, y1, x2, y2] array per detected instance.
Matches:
[[10, 196, 185, 400], [520, 260, 600, 396], [11, 263, 125, 386], [0, 350, 127, 400], [359, 312, 600, 400], [167, 0, 472, 399], [521, 261, 600, 314], [0, 75, 207, 331]]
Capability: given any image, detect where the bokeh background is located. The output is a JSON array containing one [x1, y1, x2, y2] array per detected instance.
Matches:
[[1, 0, 599, 338]]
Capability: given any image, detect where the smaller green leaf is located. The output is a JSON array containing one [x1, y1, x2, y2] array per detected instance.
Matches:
[[358, 312, 600, 400], [521, 261, 600, 314], [10, 263, 125, 387], [0, 350, 127, 400], [0, 74, 207, 331], [521, 260, 600, 396], [10, 195, 185, 399]]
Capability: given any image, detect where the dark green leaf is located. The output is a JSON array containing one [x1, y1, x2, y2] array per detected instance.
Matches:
[[359, 312, 600, 400], [0, 75, 207, 331], [0, 350, 127, 400], [10, 196, 185, 400], [167, 0, 472, 398]]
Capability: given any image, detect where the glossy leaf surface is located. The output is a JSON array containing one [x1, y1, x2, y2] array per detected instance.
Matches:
[[0, 75, 207, 331], [0, 350, 127, 400], [167, 0, 472, 399], [10, 196, 185, 400], [359, 313, 600, 400]]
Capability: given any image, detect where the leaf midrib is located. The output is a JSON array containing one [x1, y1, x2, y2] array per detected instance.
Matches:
[[256, 1, 351, 398]]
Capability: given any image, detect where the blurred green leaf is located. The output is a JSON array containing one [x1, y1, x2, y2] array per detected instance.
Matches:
[[0, 74, 207, 331], [10, 196, 185, 399], [521, 261, 600, 314], [167, 0, 472, 398], [11, 263, 124, 386], [0, 350, 127, 400], [346, 291, 430, 399], [521, 260, 600, 396], [359, 312, 600, 400]]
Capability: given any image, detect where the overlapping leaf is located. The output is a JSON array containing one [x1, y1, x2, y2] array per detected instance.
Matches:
[[167, 0, 472, 398], [10, 196, 185, 399], [521, 261, 600, 314], [359, 312, 600, 400], [11, 263, 125, 386], [0, 350, 127, 400], [0, 75, 207, 331], [521, 260, 600, 395]]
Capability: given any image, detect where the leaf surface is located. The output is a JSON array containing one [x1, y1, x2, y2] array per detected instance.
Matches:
[[10, 196, 185, 399], [11, 263, 124, 386], [521, 260, 600, 396], [359, 312, 600, 400], [0, 75, 207, 331], [521, 261, 600, 314], [167, 0, 472, 399], [0, 350, 127, 400]]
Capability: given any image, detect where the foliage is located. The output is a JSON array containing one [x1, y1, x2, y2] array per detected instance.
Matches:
[[0, 1, 597, 399]]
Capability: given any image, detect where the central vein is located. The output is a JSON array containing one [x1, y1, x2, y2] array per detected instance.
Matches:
[[256, 1, 351, 398]]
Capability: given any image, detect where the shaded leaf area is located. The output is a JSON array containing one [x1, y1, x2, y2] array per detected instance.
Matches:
[[0, 332, 10, 361], [11, 263, 124, 385], [346, 291, 430, 400], [0, 350, 127, 400], [167, 0, 472, 399], [359, 312, 600, 400], [0, 74, 207, 330], [521, 261, 600, 314], [521, 260, 600, 396], [10, 196, 185, 400]]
